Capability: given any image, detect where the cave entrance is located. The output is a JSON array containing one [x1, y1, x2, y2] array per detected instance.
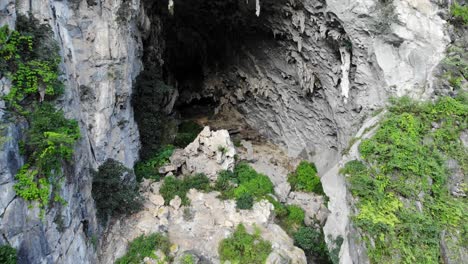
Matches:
[[134, 0, 275, 158]]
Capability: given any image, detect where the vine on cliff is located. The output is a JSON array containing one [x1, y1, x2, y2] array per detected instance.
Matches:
[[0, 15, 80, 214]]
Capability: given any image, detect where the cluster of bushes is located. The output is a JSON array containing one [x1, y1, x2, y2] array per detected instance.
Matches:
[[214, 163, 274, 210], [342, 95, 468, 263], [134, 145, 174, 182], [0, 245, 17, 264], [115, 233, 171, 264], [91, 159, 142, 223], [1, 16, 80, 214], [159, 174, 210, 205], [218, 224, 272, 264], [288, 161, 324, 195]]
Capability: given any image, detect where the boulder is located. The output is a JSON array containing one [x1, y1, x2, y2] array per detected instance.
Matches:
[[167, 127, 236, 180]]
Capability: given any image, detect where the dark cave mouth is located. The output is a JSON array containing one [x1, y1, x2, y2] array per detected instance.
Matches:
[[134, 0, 279, 158]]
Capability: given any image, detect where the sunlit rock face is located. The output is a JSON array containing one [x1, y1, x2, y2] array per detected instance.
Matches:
[[0, 0, 147, 263], [0, 0, 449, 263]]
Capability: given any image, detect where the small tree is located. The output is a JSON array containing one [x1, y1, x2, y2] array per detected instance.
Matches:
[[0, 245, 17, 264], [92, 159, 142, 223]]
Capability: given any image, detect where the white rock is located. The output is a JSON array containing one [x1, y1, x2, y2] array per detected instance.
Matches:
[[170, 196, 182, 210]]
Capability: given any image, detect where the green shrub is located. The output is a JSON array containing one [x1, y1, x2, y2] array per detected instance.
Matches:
[[236, 193, 254, 210], [91, 159, 142, 223], [293, 227, 329, 261], [181, 254, 195, 264], [134, 145, 174, 182], [218, 224, 272, 264], [233, 174, 273, 199], [0, 245, 17, 264], [174, 121, 203, 148], [215, 163, 274, 209], [1, 16, 62, 113], [159, 174, 210, 205], [1, 18, 79, 213], [234, 162, 258, 183], [286, 205, 305, 226], [265, 196, 288, 218], [214, 170, 236, 195], [14, 103, 80, 212], [450, 2, 468, 25], [345, 95, 468, 263], [115, 233, 171, 264], [288, 161, 324, 195]]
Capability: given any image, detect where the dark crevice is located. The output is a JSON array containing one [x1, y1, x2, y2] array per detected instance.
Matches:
[[134, 0, 276, 158]]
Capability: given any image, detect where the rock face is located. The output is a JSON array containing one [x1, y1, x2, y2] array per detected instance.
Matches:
[[0, 0, 452, 263], [100, 182, 307, 264], [0, 0, 149, 263], [166, 127, 236, 180], [189, 0, 448, 172]]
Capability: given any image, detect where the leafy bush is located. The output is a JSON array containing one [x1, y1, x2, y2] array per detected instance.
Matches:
[[14, 103, 80, 211], [293, 227, 329, 261], [236, 193, 254, 210], [450, 2, 468, 25], [233, 174, 273, 199], [265, 196, 288, 218], [1, 18, 79, 213], [0, 245, 17, 264], [344, 95, 468, 263], [286, 205, 305, 227], [214, 170, 236, 195], [132, 69, 176, 160], [134, 145, 174, 182], [214, 163, 274, 209], [218, 224, 272, 264], [92, 159, 142, 223], [115, 233, 171, 264], [288, 161, 324, 195], [159, 174, 210, 205], [1, 16, 62, 113], [174, 121, 203, 148]]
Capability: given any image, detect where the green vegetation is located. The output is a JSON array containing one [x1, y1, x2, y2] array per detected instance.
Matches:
[[342, 95, 468, 263], [1, 16, 62, 113], [174, 121, 203, 148], [214, 163, 274, 209], [1, 16, 80, 214], [0, 245, 17, 264], [236, 193, 254, 209], [288, 161, 324, 195], [440, 45, 467, 90], [134, 145, 175, 182], [181, 254, 195, 264], [115, 233, 171, 264], [133, 69, 176, 160], [159, 174, 210, 205], [91, 159, 142, 223], [293, 227, 330, 262], [283, 205, 305, 231], [450, 2, 468, 25], [218, 224, 272, 264]]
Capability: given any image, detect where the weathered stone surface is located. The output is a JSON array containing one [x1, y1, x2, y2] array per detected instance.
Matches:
[[166, 127, 236, 180], [288, 192, 330, 226], [100, 188, 306, 264], [0, 0, 150, 263]]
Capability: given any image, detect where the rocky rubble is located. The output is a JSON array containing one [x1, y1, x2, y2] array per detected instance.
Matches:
[[100, 182, 307, 264], [100, 129, 333, 264], [161, 127, 236, 180]]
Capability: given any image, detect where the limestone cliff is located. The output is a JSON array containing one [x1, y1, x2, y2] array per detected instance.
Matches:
[[0, 0, 454, 263]]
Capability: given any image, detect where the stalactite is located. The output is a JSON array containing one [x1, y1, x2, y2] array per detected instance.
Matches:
[[255, 0, 260, 16]]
